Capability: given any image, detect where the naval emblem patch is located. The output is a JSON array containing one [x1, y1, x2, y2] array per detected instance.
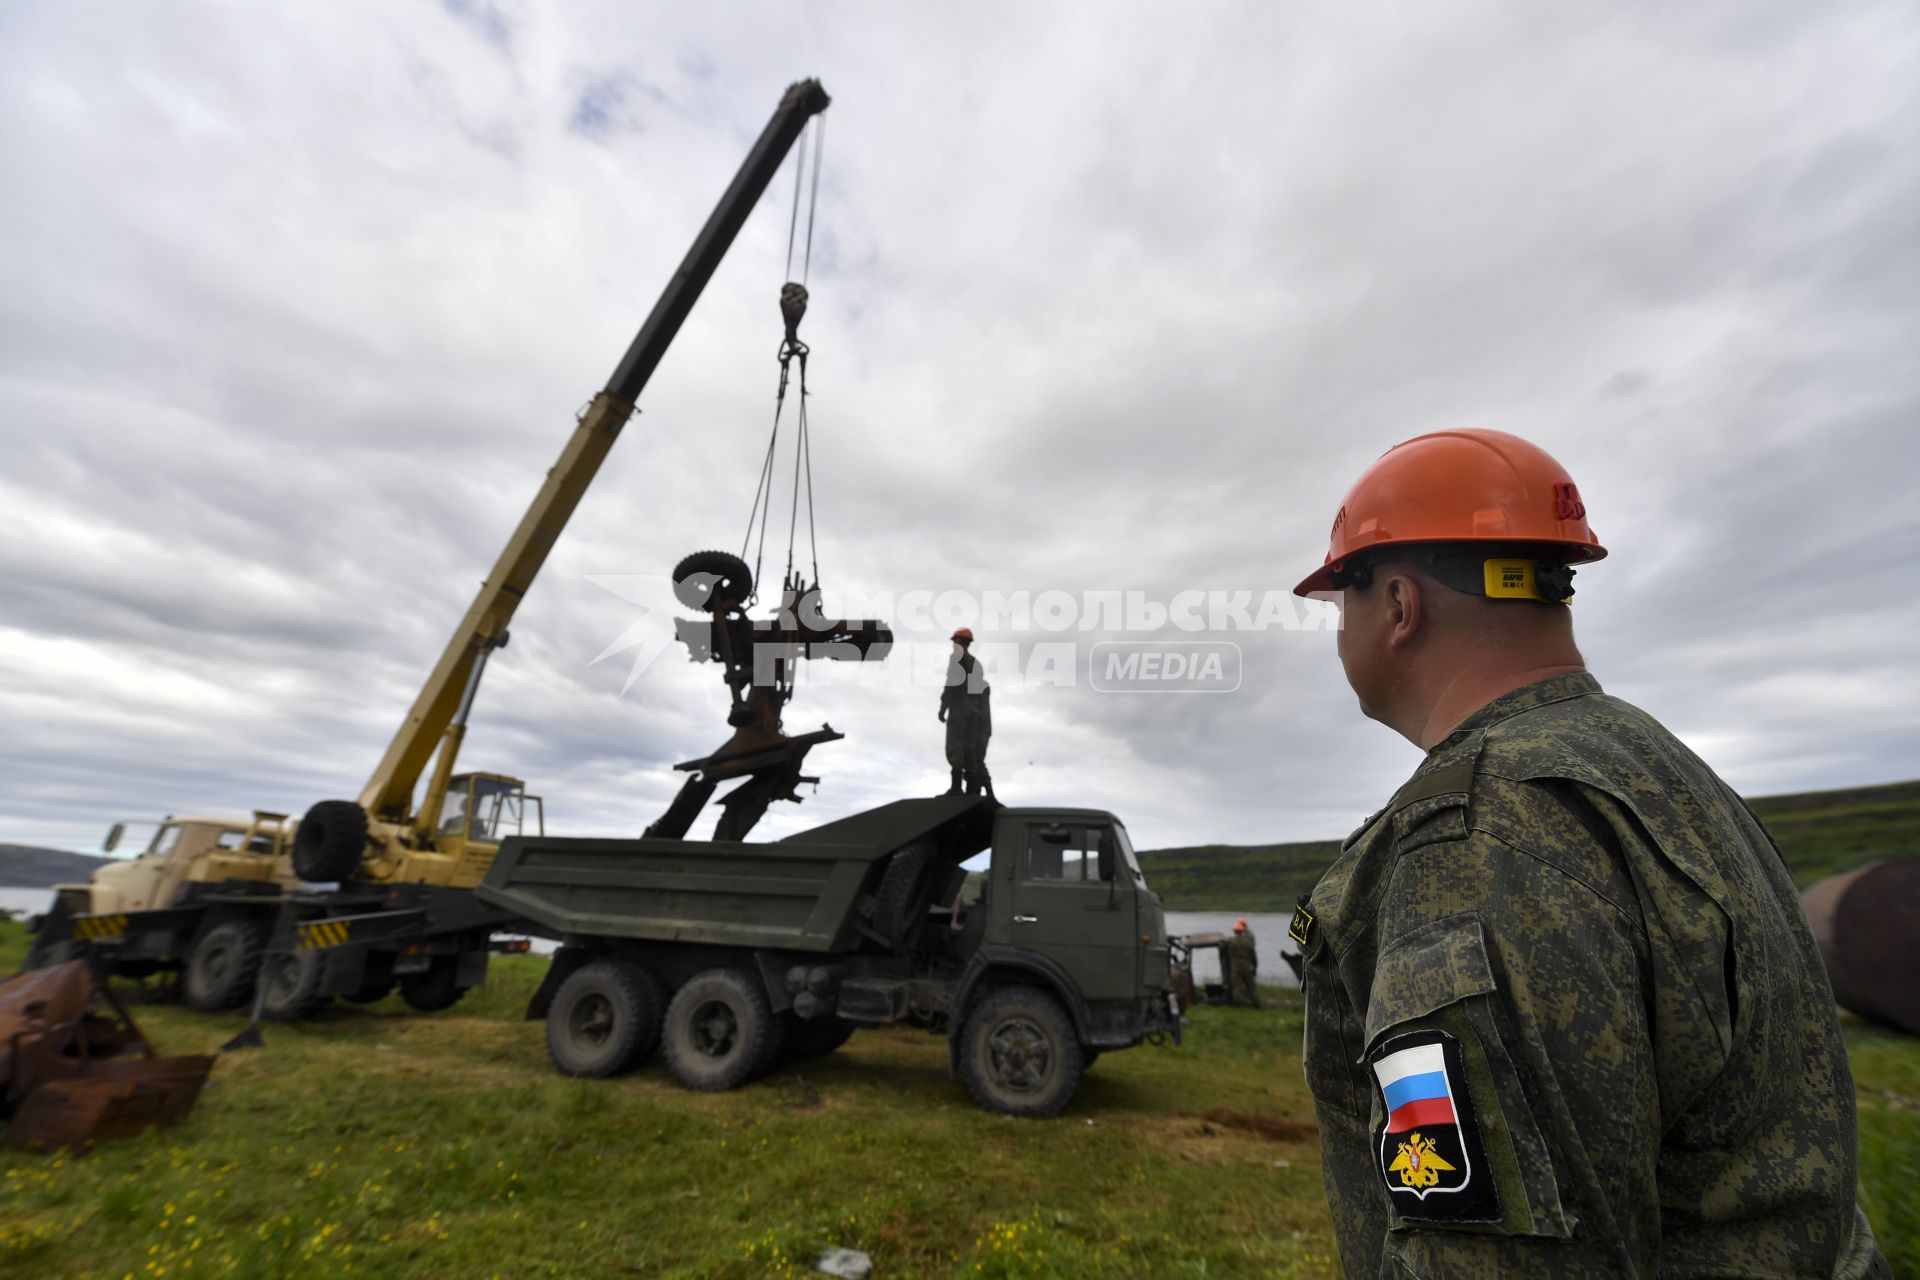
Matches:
[[1367, 1028, 1499, 1222]]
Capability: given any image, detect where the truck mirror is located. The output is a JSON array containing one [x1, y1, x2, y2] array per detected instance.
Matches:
[[104, 822, 125, 853]]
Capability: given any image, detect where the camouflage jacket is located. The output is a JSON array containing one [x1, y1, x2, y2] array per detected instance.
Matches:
[[1298, 673, 1888, 1278], [941, 652, 991, 722]]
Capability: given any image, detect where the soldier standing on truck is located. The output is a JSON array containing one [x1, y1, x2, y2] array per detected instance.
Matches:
[[939, 627, 993, 798], [1225, 919, 1260, 1007], [1289, 429, 1888, 1277]]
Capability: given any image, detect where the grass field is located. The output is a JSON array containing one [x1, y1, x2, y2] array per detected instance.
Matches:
[[1137, 778, 1920, 911], [1, 920, 1913, 1278]]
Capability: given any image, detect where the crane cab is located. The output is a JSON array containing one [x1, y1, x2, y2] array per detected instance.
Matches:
[[424, 772, 545, 888]]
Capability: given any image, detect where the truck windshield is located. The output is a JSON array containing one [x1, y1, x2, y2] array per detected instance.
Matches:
[[1112, 824, 1145, 883], [147, 824, 182, 856]]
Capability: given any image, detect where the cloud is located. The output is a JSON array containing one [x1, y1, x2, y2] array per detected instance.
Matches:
[[1, 2, 1915, 859]]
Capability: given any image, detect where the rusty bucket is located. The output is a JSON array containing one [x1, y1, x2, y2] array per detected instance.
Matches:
[[1, 961, 214, 1152]]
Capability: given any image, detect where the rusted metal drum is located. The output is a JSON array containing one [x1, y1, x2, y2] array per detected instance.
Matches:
[[1801, 858, 1920, 1036]]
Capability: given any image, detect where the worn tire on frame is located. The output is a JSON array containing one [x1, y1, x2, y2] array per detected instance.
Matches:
[[959, 985, 1084, 1118], [293, 800, 369, 883], [183, 920, 268, 1013], [872, 839, 936, 944], [662, 969, 777, 1093], [546, 960, 666, 1078]]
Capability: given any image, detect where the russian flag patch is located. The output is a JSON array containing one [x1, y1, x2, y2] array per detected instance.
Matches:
[[1367, 1028, 1500, 1222]]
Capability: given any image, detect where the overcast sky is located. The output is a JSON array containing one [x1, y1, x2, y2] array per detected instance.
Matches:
[[2, 2, 1915, 860]]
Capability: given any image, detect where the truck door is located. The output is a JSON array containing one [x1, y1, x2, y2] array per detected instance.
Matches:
[[1004, 820, 1138, 1003]]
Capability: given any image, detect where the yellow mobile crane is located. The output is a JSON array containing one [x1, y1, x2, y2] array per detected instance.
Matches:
[[31, 80, 833, 1022]]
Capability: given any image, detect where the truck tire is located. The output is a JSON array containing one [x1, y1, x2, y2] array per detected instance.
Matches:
[[260, 950, 332, 1022], [399, 956, 465, 1012], [546, 960, 665, 1078], [872, 839, 935, 943], [183, 920, 267, 1012], [293, 800, 369, 883], [662, 969, 777, 1092], [671, 550, 753, 611], [959, 986, 1084, 1118]]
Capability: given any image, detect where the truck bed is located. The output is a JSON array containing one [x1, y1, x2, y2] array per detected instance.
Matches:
[[475, 796, 993, 952]]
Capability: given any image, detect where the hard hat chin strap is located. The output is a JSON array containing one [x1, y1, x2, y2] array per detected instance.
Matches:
[[1336, 547, 1577, 604]]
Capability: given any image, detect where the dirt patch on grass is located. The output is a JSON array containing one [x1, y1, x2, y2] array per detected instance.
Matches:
[[1195, 1108, 1319, 1144]]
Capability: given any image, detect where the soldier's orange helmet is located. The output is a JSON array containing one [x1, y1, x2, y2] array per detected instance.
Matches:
[[951, 627, 974, 643], [1293, 429, 1606, 597], [1234, 918, 1248, 933]]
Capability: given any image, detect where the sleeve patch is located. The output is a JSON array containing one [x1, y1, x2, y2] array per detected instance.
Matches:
[[1368, 1028, 1502, 1224]]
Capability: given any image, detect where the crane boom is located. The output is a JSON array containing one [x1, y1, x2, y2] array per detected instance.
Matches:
[[358, 78, 831, 823]]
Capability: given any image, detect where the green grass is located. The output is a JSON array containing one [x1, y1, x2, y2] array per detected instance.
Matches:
[[2, 909, 1913, 1277], [0, 921, 1338, 1279], [1138, 778, 1920, 910]]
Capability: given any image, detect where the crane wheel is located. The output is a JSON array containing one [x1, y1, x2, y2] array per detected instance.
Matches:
[[662, 969, 776, 1092], [183, 920, 268, 1013], [671, 550, 753, 611], [545, 959, 665, 1078], [293, 800, 369, 883], [399, 956, 465, 1012], [260, 949, 332, 1022]]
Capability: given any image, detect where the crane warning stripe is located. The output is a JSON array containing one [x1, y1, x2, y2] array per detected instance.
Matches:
[[75, 915, 128, 939], [297, 921, 352, 950]]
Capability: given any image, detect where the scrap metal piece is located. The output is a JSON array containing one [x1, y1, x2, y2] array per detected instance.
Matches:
[[0, 961, 214, 1152]]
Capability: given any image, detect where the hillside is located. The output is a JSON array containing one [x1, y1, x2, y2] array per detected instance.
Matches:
[[0, 842, 109, 889], [1138, 778, 1920, 911]]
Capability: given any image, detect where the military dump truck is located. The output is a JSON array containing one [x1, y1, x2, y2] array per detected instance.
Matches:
[[476, 797, 1179, 1117], [23, 80, 832, 1027]]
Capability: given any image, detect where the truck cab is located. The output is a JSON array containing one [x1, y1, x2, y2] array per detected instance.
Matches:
[[79, 812, 298, 915]]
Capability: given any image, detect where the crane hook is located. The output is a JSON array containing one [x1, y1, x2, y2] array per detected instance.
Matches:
[[780, 282, 809, 347]]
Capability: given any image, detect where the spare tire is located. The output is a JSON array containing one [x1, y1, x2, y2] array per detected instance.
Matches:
[[294, 800, 368, 883], [672, 550, 753, 611], [872, 839, 936, 945]]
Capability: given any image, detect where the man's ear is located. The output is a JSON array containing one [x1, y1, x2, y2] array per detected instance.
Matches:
[[1384, 572, 1424, 651]]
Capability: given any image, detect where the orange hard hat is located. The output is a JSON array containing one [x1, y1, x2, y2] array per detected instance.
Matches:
[[1234, 918, 1248, 932], [1293, 429, 1606, 596], [951, 628, 974, 643]]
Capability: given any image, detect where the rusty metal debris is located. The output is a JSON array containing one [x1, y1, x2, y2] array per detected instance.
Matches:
[[1, 961, 214, 1152]]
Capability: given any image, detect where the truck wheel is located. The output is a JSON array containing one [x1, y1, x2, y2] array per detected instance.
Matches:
[[546, 960, 665, 1078], [872, 839, 935, 943], [399, 957, 465, 1012], [260, 950, 332, 1022], [293, 800, 369, 883], [183, 920, 267, 1012], [662, 969, 776, 1092], [960, 986, 1084, 1118]]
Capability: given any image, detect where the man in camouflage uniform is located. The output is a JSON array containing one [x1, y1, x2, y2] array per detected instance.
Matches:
[[939, 627, 993, 798], [1290, 429, 1887, 1277], [1226, 919, 1260, 1007]]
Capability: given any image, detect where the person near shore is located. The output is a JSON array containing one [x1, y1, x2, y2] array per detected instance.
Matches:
[[1290, 429, 1887, 1277], [939, 627, 993, 799], [1225, 918, 1259, 1007]]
